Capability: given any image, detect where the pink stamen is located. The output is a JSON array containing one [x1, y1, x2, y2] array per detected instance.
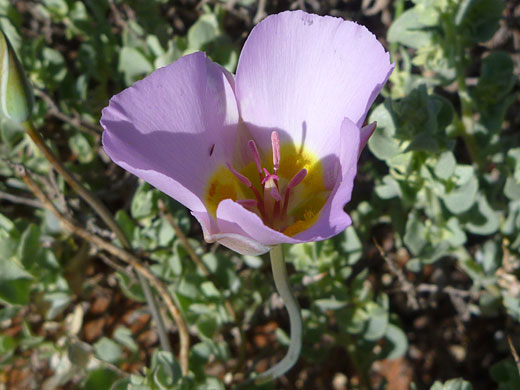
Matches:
[[227, 163, 252, 187], [282, 169, 307, 217], [271, 131, 280, 174], [288, 168, 307, 189], [248, 140, 263, 176], [227, 163, 266, 217]]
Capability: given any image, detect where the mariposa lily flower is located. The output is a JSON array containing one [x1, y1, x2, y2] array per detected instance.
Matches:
[[0, 29, 33, 123], [101, 10, 393, 256]]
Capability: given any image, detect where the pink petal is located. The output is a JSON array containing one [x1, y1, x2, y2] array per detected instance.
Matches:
[[292, 117, 360, 242], [236, 10, 393, 155], [192, 209, 272, 255], [217, 199, 301, 246], [101, 52, 239, 213], [359, 121, 377, 155]]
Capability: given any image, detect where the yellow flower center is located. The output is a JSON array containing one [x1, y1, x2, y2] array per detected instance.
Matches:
[[205, 132, 330, 237]]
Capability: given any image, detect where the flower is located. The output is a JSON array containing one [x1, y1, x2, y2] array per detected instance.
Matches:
[[101, 11, 393, 255], [0, 29, 33, 123]]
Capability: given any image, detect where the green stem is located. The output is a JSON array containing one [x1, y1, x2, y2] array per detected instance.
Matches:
[[255, 245, 302, 384], [457, 82, 482, 168], [442, 14, 482, 169]]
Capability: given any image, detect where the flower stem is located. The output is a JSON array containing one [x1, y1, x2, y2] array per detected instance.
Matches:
[[255, 245, 302, 384]]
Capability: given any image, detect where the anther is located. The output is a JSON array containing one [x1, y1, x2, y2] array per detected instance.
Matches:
[[271, 131, 280, 174], [227, 162, 266, 219], [287, 168, 307, 189], [248, 140, 263, 176], [227, 163, 252, 187], [282, 169, 307, 217]]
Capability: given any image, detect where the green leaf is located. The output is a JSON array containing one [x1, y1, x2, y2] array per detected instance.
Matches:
[[151, 350, 182, 390], [430, 378, 473, 390], [131, 183, 156, 219], [114, 327, 139, 353], [368, 103, 401, 162], [82, 368, 119, 390], [242, 255, 263, 269], [456, 0, 503, 43], [464, 195, 500, 235], [379, 323, 408, 360], [363, 294, 390, 341], [434, 152, 456, 179], [41, 47, 67, 84], [442, 166, 478, 214], [115, 272, 146, 302], [69, 133, 95, 163], [42, 0, 69, 17], [474, 52, 516, 104], [94, 337, 122, 364], [314, 298, 348, 311], [505, 148, 520, 200], [404, 212, 427, 256], [110, 378, 132, 390], [0, 335, 17, 356], [387, 8, 435, 49], [444, 218, 467, 247], [68, 341, 92, 368], [505, 177, 520, 201], [0, 257, 33, 305], [194, 377, 225, 390], [119, 47, 153, 85], [17, 223, 40, 270], [115, 210, 136, 245], [0, 117, 23, 146], [490, 359, 520, 389], [187, 13, 220, 51], [196, 315, 218, 339], [376, 175, 401, 199]]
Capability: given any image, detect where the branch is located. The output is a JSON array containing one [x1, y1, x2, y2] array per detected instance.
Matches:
[[33, 89, 102, 136], [374, 239, 420, 310], [0, 189, 42, 208], [15, 164, 190, 374], [23, 121, 179, 365]]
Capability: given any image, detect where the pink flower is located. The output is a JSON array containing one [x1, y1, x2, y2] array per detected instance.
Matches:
[[101, 11, 393, 255]]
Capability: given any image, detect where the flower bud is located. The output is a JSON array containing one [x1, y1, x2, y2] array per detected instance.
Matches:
[[0, 29, 33, 123]]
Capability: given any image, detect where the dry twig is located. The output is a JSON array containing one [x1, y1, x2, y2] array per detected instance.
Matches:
[[507, 335, 520, 374], [34, 89, 101, 136], [15, 164, 190, 374], [0, 189, 42, 208], [374, 239, 420, 310]]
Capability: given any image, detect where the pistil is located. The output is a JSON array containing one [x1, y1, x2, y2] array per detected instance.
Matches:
[[271, 131, 280, 175], [248, 140, 263, 180]]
